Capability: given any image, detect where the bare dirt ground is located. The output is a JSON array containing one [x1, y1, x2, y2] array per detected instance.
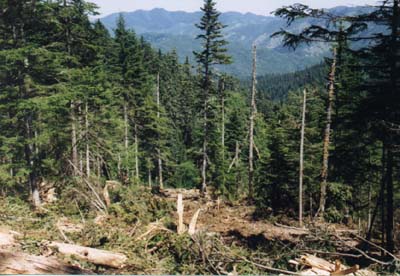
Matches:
[[160, 189, 356, 245]]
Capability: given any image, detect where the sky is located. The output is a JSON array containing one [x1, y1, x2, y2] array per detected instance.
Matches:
[[90, 0, 378, 17]]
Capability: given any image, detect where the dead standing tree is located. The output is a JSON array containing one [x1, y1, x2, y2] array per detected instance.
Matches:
[[248, 44, 257, 201], [156, 73, 163, 189], [299, 89, 307, 227], [317, 48, 337, 219]]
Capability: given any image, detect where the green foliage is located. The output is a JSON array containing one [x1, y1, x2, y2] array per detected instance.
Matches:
[[108, 185, 174, 224], [169, 162, 200, 189]]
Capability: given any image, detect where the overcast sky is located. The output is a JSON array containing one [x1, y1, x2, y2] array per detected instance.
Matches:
[[90, 0, 378, 17]]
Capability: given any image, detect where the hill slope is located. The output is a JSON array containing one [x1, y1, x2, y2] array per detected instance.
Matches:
[[100, 7, 373, 76]]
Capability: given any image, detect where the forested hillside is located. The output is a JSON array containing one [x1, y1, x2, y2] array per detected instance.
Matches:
[[100, 6, 379, 76], [242, 63, 326, 102], [0, 0, 398, 275]]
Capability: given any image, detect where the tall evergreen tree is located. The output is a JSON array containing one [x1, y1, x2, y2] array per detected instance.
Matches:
[[194, 0, 232, 193]]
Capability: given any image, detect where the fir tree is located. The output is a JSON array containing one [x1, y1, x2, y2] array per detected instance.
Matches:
[[194, 0, 232, 193]]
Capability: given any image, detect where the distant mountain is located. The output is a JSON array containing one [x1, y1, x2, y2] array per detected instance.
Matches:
[[100, 7, 374, 77]]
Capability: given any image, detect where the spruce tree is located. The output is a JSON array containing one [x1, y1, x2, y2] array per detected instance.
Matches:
[[194, 0, 232, 193]]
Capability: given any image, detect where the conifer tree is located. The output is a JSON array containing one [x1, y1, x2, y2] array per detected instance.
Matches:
[[194, 0, 232, 193]]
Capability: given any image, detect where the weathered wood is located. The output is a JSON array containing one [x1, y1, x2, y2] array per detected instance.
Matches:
[[300, 268, 330, 275], [300, 254, 335, 272], [248, 44, 257, 200], [331, 265, 360, 275], [188, 209, 201, 235], [85, 101, 90, 176], [161, 188, 201, 200], [177, 194, 185, 234], [299, 88, 307, 227], [296, 254, 374, 276], [0, 230, 20, 248], [46, 242, 127, 268], [0, 250, 89, 274]]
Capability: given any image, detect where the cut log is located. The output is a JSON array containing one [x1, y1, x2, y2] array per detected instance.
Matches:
[[300, 268, 330, 275], [295, 255, 375, 276], [162, 188, 201, 200], [0, 229, 21, 249], [0, 250, 89, 274], [300, 254, 336, 272], [331, 265, 360, 275], [46, 241, 127, 268]]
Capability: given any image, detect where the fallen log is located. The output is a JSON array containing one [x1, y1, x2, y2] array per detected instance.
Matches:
[[161, 188, 201, 200], [46, 241, 127, 269], [299, 254, 335, 272], [0, 230, 20, 248], [294, 255, 376, 276], [0, 250, 89, 274]]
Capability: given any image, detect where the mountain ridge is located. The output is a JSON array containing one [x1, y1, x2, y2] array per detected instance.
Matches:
[[99, 6, 372, 76]]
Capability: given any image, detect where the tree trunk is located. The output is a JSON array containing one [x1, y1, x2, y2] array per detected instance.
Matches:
[[134, 123, 139, 183], [366, 144, 386, 243], [20, 72, 41, 208], [220, 78, 225, 162], [201, 110, 207, 193], [367, 180, 372, 231], [156, 73, 163, 189], [148, 167, 152, 188], [123, 103, 129, 178], [71, 101, 79, 175], [25, 115, 41, 208], [248, 44, 257, 201], [46, 242, 127, 269], [385, 148, 394, 253], [78, 103, 83, 173], [124, 103, 128, 150], [299, 89, 307, 227], [317, 48, 337, 218], [85, 101, 90, 177], [0, 250, 90, 274]]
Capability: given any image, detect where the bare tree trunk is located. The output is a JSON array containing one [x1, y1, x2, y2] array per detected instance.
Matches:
[[367, 181, 372, 231], [20, 74, 41, 207], [148, 166, 152, 188], [317, 48, 337, 218], [71, 101, 79, 175], [85, 102, 90, 177], [77, 104, 83, 173], [201, 98, 208, 194], [124, 103, 128, 150], [123, 103, 130, 178], [220, 78, 225, 162], [26, 115, 41, 208], [97, 155, 101, 177], [299, 89, 307, 227], [78, 103, 83, 173], [134, 123, 139, 183], [248, 44, 257, 201], [156, 73, 163, 189]]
